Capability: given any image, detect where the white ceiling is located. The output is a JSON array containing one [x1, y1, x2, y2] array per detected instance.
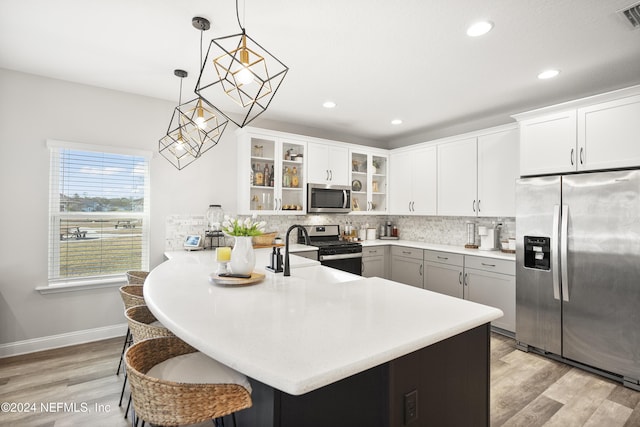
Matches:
[[1, 0, 640, 146]]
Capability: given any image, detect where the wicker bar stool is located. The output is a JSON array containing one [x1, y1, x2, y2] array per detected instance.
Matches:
[[125, 305, 174, 343], [125, 336, 252, 427], [117, 285, 146, 416], [121, 304, 175, 423], [126, 270, 149, 285], [117, 285, 145, 375]]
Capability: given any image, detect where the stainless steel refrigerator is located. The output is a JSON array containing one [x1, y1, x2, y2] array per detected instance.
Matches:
[[515, 169, 640, 391]]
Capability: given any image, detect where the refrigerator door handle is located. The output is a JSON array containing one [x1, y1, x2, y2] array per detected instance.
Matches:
[[551, 204, 561, 300], [561, 204, 570, 302]]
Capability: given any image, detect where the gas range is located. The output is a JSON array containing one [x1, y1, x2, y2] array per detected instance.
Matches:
[[297, 225, 362, 253], [297, 225, 362, 275]]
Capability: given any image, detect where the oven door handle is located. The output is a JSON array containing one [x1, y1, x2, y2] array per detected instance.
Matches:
[[319, 253, 363, 261]]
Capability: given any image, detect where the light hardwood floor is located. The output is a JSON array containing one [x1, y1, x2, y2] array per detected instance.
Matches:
[[1, 334, 639, 426]]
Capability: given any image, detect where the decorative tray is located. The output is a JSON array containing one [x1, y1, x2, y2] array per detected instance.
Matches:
[[208, 272, 265, 286]]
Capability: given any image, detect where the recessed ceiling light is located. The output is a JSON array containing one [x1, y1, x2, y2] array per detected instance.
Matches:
[[538, 69, 560, 80], [466, 21, 494, 37], [391, 119, 403, 125], [322, 101, 336, 109]]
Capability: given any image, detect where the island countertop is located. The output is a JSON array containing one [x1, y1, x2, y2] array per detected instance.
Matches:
[[144, 248, 503, 396]]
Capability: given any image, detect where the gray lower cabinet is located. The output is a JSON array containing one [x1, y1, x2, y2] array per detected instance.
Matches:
[[424, 251, 464, 298], [362, 246, 389, 279], [464, 256, 515, 333], [390, 246, 423, 288], [424, 251, 515, 333]]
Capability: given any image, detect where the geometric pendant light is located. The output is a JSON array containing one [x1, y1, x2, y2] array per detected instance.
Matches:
[[159, 70, 202, 170], [195, 0, 289, 128], [159, 18, 228, 170], [176, 17, 228, 157]]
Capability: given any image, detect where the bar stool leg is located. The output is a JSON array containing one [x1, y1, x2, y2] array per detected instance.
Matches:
[[117, 327, 131, 375], [119, 372, 128, 407]]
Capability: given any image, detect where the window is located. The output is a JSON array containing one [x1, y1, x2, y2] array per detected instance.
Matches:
[[47, 140, 151, 286]]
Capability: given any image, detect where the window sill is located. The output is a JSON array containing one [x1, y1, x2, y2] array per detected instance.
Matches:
[[36, 275, 128, 294]]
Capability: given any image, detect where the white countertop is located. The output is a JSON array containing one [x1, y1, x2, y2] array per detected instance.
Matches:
[[361, 239, 516, 261], [164, 244, 320, 265], [146, 248, 503, 396]]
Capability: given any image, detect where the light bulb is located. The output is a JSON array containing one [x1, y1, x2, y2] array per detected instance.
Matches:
[[176, 133, 185, 151], [195, 112, 207, 129], [236, 66, 254, 85], [236, 38, 254, 86]]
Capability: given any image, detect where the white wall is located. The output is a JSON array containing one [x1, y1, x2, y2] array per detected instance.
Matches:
[[0, 69, 238, 350]]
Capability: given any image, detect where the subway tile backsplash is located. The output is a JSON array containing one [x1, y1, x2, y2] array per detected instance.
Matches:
[[166, 213, 515, 250]]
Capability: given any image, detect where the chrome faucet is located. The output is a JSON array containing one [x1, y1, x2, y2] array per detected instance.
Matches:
[[284, 225, 310, 276]]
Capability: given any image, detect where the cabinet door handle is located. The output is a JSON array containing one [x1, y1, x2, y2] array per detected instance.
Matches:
[[464, 273, 468, 286], [329, 170, 333, 181], [481, 262, 496, 268], [402, 251, 412, 255], [326, 170, 329, 181], [408, 201, 411, 212], [459, 271, 462, 285], [570, 148, 574, 166], [477, 199, 481, 213], [419, 264, 423, 276], [437, 256, 449, 260], [472, 200, 476, 212], [411, 201, 415, 211], [579, 147, 584, 165]]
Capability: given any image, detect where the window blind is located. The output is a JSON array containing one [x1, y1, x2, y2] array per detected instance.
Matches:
[[47, 140, 150, 284]]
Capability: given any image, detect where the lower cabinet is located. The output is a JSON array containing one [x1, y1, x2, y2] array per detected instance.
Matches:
[[390, 246, 423, 288], [463, 256, 515, 333], [424, 251, 464, 298], [424, 250, 515, 333], [390, 246, 516, 333], [362, 246, 389, 279]]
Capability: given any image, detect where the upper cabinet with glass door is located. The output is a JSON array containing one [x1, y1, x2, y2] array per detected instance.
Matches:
[[236, 129, 306, 215], [349, 149, 388, 214]]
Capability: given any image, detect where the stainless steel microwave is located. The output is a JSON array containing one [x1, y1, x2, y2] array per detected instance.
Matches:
[[307, 184, 351, 213]]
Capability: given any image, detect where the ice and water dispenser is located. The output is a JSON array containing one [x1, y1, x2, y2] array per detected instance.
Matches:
[[524, 236, 551, 270]]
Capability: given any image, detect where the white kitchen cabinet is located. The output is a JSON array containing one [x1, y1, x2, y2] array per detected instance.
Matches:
[[477, 128, 519, 217], [307, 142, 349, 186], [389, 146, 437, 215], [390, 246, 423, 288], [437, 126, 518, 217], [437, 137, 477, 216], [464, 256, 515, 333], [516, 87, 640, 176], [362, 246, 389, 279], [237, 130, 307, 214], [350, 149, 388, 214], [518, 110, 577, 176], [424, 251, 464, 298], [577, 94, 640, 171]]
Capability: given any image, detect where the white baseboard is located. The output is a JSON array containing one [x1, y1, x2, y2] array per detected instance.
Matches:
[[0, 323, 128, 358]]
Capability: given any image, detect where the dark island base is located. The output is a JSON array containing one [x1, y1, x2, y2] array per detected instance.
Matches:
[[237, 323, 490, 427]]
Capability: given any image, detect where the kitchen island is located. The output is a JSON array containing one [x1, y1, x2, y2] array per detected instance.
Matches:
[[145, 249, 503, 427]]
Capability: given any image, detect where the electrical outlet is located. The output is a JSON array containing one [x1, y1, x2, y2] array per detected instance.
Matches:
[[404, 389, 418, 424]]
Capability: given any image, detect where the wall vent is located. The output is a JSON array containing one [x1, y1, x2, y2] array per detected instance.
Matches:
[[619, 2, 640, 28]]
